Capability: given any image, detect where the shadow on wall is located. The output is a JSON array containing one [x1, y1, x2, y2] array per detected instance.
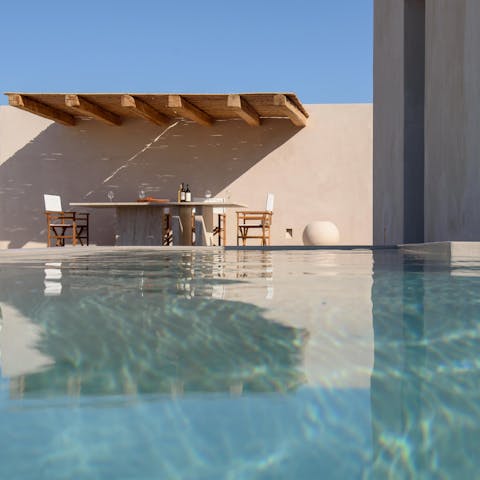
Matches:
[[0, 116, 300, 248]]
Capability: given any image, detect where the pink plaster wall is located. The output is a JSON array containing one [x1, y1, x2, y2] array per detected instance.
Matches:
[[0, 104, 372, 248]]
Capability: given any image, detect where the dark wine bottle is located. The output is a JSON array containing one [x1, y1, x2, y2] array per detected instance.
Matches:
[[185, 184, 191, 202], [180, 183, 186, 202]]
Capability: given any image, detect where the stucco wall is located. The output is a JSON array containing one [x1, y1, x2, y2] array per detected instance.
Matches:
[[375, 0, 480, 244], [0, 103, 372, 248], [373, 0, 405, 245], [425, 0, 480, 241]]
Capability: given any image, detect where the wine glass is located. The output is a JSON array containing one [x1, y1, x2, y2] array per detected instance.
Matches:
[[204, 189, 212, 200], [107, 190, 114, 202], [138, 188, 146, 200]]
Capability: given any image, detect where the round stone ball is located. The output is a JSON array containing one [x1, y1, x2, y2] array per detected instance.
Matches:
[[302, 221, 340, 246]]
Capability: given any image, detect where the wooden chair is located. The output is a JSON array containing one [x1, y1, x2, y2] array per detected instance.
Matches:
[[162, 210, 173, 246], [162, 198, 226, 246], [236, 193, 274, 246], [212, 211, 226, 246], [44, 194, 89, 247], [207, 198, 226, 246]]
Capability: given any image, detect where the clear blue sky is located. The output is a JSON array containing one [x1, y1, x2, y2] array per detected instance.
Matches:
[[0, 0, 373, 105]]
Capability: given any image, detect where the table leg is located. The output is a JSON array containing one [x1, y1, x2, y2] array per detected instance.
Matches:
[[179, 206, 193, 246]]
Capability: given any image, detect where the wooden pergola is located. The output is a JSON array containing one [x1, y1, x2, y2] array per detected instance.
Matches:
[[4, 92, 308, 128]]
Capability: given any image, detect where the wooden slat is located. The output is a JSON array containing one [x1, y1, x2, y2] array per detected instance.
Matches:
[[5, 92, 309, 126], [227, 94, 261, 126], [120, 95, 171, 126], [167, 95, 214, 126], [65, 95, 122, 126], [7, 94, 76, 126], [273, 94, 308, 127]]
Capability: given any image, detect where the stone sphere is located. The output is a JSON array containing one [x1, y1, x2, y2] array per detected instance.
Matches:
[[302, 221, 340, 246]]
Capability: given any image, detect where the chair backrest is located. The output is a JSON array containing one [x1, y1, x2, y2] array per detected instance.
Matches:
[[44, 194, 62, 212], [265, 193, 274, 212]]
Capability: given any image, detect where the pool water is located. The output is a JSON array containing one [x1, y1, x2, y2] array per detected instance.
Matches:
[[0, 248, 479, 479]]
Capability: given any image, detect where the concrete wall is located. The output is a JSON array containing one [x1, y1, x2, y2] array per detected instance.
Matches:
[[373, 0, 405, 245], [0, 103, 372, 248], [374, 0, 480, 244], [425, 0, 480, 241], [403, 0, 425, 243]]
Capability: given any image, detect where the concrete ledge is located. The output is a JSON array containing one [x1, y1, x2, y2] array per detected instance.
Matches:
[[8, 242, 480, 265], [0, 244, 396, 263], [400, 241, 480, 260], [225, 245, 396, 251]]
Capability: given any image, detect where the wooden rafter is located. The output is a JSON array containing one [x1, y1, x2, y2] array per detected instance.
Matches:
[[7, 94, 76, 126], [65, 95, 122, 126], [5, 92, 309, 127], [167, 95, 214, 126], [227, 94, 260, 126], [273, 94, 307, 127], [120, 95, 171, 126]]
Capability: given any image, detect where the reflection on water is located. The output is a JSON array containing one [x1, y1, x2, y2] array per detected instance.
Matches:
[[0, 249, 374, 479], [13, 296, 306, 397], [1, 251, 305, 398], [1, 248, 479, 478], [370, 250, 480, 479]]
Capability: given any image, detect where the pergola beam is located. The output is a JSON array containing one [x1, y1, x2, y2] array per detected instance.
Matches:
[[65, 95, 122, 126], [273, 94, 307, 127], [167, 95, 214, 126], [121, 95, 171, 126], [227, 94, 261, 126], [7, 94, 76, 126]]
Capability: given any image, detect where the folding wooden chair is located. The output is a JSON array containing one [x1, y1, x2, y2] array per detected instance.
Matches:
[[162, 210, 173, 246], [44, 194, 89, 247], [207, 198, 226, 246], [236, 193, 274, 246]]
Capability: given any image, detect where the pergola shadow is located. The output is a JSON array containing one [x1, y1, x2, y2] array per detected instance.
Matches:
[[0, 116, 301, 248]]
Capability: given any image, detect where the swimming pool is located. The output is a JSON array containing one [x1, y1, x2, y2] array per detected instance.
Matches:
[[0, 247, 478, 479]]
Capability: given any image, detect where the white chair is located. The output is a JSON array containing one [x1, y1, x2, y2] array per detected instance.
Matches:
[[44, 194, 89, 247], [204, 197, 226, 246], [162, 197, 226, 246], [236, 193, 274, 246], [191, 197, 226, 246]]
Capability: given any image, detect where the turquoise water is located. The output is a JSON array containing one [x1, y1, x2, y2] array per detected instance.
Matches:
[[0, 248, 479, 479]]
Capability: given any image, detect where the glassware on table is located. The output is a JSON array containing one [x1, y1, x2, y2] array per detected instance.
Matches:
[[107, 190, 114, 202], [138, 189, 146, 200], [204, 189, 212, 199]]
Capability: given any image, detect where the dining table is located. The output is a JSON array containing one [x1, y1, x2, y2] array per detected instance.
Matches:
[[69, 201, 247, 246]]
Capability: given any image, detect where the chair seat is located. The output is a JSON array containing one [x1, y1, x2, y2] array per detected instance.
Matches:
[[50, 223, 87, 228]]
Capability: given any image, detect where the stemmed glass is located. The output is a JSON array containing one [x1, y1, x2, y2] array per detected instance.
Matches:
[[107, 190, 114, 202], [138, 189, 146, 200]]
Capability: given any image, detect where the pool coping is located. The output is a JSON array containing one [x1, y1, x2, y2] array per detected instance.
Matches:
[[0, 242, 479, 262]]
